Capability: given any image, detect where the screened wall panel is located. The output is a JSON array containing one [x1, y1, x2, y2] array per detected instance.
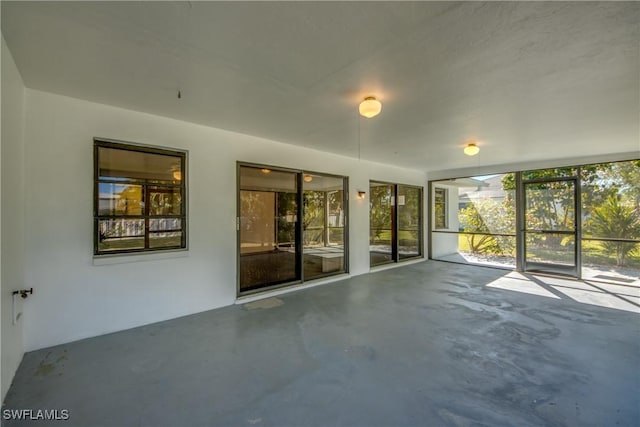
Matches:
[[430, 174, 516, 269]]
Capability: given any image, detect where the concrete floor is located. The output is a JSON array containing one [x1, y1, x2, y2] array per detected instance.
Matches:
[[3, 261, 639, 426]]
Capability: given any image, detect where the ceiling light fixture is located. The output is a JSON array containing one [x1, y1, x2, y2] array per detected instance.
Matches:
[[359, 96, 382, 118], [260, 168, 271, 174], [303, 175, 313, 183], [464, 143, 480, 156], [173, 170, 182, 181]]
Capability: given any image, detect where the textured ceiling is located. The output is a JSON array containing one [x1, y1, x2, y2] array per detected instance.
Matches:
[[2, 1, 638, 172]]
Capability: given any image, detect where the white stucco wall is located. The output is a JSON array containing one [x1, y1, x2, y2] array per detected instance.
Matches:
[[21, 89, 427, 351], [1, 37, 26, 401]]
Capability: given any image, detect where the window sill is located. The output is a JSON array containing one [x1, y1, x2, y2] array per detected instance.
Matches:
[[93, 248, 189, 266]]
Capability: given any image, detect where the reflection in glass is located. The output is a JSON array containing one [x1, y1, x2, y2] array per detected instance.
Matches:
[[95, 141, 186, 255], [98, 183, 143, 216], [434, 188, 447, 229], [98, 219, 145, 252], [149, 187, 182, 216], [98, 147, 182, 183], [239, 167, 298, 291], [303, 174, 346, 280], [150, 232, 182, 248], [370, 183, 394, 266], [398, 185, 421, 259]]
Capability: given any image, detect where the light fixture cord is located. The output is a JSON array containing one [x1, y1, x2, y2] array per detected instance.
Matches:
[[358, 113, 361, 161]]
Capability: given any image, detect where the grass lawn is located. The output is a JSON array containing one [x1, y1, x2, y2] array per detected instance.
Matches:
[[456, 234, 639, 269]]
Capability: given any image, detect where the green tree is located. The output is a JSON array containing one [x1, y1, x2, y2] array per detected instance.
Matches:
[[585, 194, 640, 266], [303, 191, 325, 245], [370, 185, 392, 243], [458, 196, 515, 255]]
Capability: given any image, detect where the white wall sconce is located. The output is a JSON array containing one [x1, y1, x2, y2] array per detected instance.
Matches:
[[357, 191, 366, 199]]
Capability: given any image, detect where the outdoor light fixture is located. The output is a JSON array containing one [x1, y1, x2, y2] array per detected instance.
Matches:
[[173, 170, 182, 181], [464, 143, 480, 156], [260, 168, 271, 174], [357, 191, 366, 199], [303, 175, 313, 183], [359, 96, 382, 118]]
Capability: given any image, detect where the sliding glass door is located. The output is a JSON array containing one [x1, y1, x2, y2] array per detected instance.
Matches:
[[238, 164, 348, 295], [239, 166, 300, 292], [370, 181, 423, 266], [303, 173, 347, 280], [369, 182, 394, 266]]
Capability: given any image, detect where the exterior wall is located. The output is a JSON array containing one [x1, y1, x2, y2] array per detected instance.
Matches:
[[21, 89, 427, 351], [1, 37, 26, 401]]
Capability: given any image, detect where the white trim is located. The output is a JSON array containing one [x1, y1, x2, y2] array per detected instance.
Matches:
[[93, 249, 188, 266], [369, 257, 426, 273]]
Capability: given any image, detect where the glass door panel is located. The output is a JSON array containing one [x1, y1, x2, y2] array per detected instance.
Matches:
[[398, 185, 422, 259], [302, 174, 347, 280], [524, 179, 578, 276], [239, 166, 299, 292], [370, 183, 394, 266]]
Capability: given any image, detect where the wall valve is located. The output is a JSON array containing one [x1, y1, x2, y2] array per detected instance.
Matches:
[[13, 288, 33, 299]]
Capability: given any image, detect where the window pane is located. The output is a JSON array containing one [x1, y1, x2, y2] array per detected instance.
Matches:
[[239, 167, 297, 192], [98, 183, 143, 216], [95, 141, 187, 255], [398, 185, 421, 259], [239, 166, 299, 291], [434, 188, 447, 229], [149, 231, 182, 248], [149, 218, 182, 232], [149, 187, 182, 216], [98, 146, 182, 183], [98, 219, 145, 251]]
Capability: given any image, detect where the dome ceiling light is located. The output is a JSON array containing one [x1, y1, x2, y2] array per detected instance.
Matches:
[[464, 143, 480, 156], [359, 96, 382, 118]]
